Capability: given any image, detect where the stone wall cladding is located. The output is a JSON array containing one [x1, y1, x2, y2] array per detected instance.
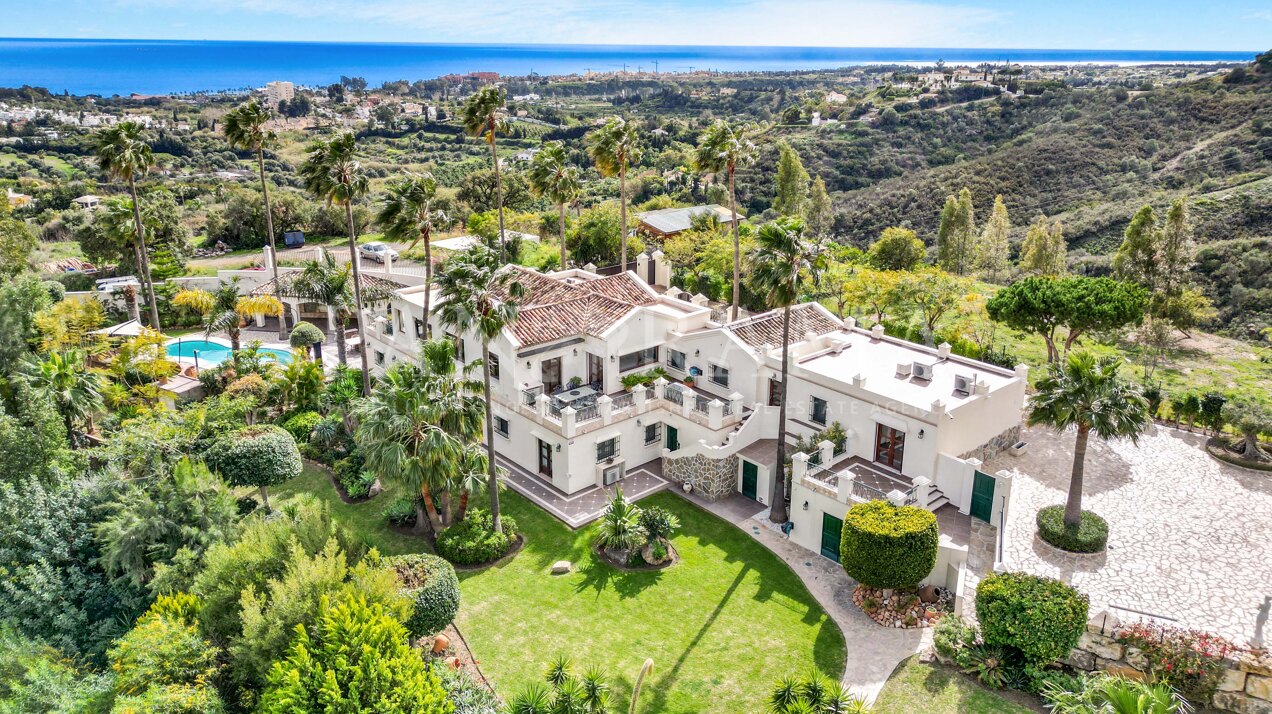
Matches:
[[665, 454, 738, 501], [960, 425, 1022, 463], [1065, 613, 1272, 714]]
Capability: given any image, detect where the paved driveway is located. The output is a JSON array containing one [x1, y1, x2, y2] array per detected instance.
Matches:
[[986, 425, 1272, 647]]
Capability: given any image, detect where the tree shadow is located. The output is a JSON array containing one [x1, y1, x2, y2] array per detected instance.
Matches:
[[572, 557, 664, 600]]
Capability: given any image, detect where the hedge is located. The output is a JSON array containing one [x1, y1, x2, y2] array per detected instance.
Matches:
[[281, 411, 322, 445], [976, 572, 1088, 665], [1036, 506, 1108, 553], [388, 553, 460, 638], [435, 510, 519, 566], [839, 500, 938, 590]]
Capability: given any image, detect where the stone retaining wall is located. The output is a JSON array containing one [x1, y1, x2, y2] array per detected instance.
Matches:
[[1064, 613, 1272, 713], [665, 454, 738, 501], [960, 424, 1021, 463]]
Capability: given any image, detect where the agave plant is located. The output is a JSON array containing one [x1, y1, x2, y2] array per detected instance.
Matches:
[[769, 670, 870, 713], [1043, 674, 1192, 714]]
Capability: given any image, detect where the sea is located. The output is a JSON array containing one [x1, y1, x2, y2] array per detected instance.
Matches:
[[0, 38, 1259, 97]]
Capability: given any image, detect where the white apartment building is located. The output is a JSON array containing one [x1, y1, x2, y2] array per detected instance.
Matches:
[[361, 258, 1028, 584], [260, 81, 295, 107]]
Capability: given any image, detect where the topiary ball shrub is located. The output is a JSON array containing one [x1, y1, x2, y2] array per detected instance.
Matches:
[[1036, 506, 1108, 553], [205, 424, 301, 509], [282, 410, 323, 444], [288, 321, 325, 351], [435, 509, 519, 566], [840, 500, 939, 590], [975, 571, 1089, 666], [388, 553, 460, 638]]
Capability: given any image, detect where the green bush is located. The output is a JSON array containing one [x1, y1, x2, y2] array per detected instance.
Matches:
[[1036, 506, 1108, 553], [282, 411, 322, 444], [976, 572, 1089, 666], [839, 501, 938, 590], [388, 553, 461, 638], [204, 425, 301, 507], [435, 510, 519, 566], [333, 452, 375, 499], [383, 497, 418, 528], [933, 613, 978, 662], [288, 321, 324, 350]]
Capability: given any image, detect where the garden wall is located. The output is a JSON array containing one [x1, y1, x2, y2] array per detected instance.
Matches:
[[665, 453, 738, 501], [1063, 612, 1272, 714]]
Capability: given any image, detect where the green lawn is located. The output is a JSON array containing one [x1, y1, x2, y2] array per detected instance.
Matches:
[[873, 658, 1041, 714], [273, 467, 846, 713]]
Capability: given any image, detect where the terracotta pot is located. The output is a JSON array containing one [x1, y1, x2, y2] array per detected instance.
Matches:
[[445, 656, 462, 670], [432, 633, 450, 654]]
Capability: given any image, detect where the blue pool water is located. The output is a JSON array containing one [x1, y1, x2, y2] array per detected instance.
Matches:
[[166, 339, 294, 367]]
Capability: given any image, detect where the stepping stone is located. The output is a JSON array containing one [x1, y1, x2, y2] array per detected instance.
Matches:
[[551, 560, 572, 575]]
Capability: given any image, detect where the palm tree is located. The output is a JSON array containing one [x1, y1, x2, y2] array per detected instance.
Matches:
[[595, 488, 647, 553], [378, 173, 443, 333], [300, 132, 372, 394], [1043, 674, 1190, 714], [172, 280, 284, 354], [18, 349, 104, 443], [223, 99, 287, 340], [527, 141, 582, 269], [588, 117, 643, 271], [695, 120, 756, 321], [95, 121, 160, 329], [508, 657, 612, 714], [460, 86, 510, 262], [1029, 352, 1149, 528], [750, 217, 828, 524], [436, 245, 525, 533], [291, 253, 392, 366]]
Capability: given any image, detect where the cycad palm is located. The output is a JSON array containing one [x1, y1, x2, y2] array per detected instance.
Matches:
[[223, 100, 287, 340], [173, 279, 283, 354], [528, 141, 582, 269], [436, 245, 525, 533], [300, 132, 371, 394], [588, 117, 643, 271], [19, 349, 104, 443], [695, 120, 756, 321], [1028, 352, 1148, 528], [95, 121, 160, 329], [378, 173, 443, 331], [750, 217, 828, 523], [461, 86, 510, 262]]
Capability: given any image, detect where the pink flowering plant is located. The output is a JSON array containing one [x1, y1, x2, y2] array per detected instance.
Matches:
[[1116, 622, 1243, 704]]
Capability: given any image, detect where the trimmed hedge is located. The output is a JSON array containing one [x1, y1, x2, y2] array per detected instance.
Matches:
[[436, 510, 519, 566], [839, 500, 939, 590], [282, 411, 322, 444], [1036, 506, 1108, 553], [976, 572, 1088, 665], [388, 553, 460, 638]]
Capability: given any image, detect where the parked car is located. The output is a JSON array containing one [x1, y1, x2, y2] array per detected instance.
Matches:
[[95, 276, 142, 293], [358, 241, 399, 263]]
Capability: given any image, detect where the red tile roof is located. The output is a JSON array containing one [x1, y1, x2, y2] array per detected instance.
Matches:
[[505, 268, 658, 347], [727, 303, 842, 348]]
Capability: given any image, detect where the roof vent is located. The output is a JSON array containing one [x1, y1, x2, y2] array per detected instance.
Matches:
[[912, 363, 934, 381], [896, 362, 913, 378], [953, 374, 973, 396]]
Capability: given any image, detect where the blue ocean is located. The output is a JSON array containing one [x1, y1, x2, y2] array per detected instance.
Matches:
[[0, 38, 1258, 96]]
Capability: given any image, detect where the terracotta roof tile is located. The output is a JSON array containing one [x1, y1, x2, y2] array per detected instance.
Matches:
[[727, 303, 842, 348], [503, 268, 656, 347]]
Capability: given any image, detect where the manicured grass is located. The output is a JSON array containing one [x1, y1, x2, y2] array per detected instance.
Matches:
[[273, 468, 846, 713], [873, 657, 1040, 714]]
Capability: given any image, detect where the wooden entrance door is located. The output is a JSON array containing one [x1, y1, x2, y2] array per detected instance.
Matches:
[[537, 439, 553, 478], [874, 424, 905, 471], [971, 470, 996, 523], [666, 425, 679, 452], [741, 461, 758, 500], [820, 513, 843, 562]]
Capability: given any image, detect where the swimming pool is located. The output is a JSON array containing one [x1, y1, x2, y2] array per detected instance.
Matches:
[[166, 339, 294, 366]]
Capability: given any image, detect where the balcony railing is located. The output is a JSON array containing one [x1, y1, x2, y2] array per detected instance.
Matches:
[[611, 392, 634, 411], [576, 405, 601, 423], [547, 401, 562, 421], [692, 394, 711, 415], [664, 384, 685, 406], [523, 385, 543, 407]]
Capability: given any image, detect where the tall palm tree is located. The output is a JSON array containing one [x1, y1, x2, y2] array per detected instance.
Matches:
[[750, 217, 828, 524], [291, 253, 392, 366], [378, 173, 443, 333], [223, 99, 287, 340], [527, 141, 582, 269], [588, 117, 643, 271], [95, 121, 160, 329], [1028, 352, 1148, 528], [18, 349, 104, 444], [300, 132, 371, 394], [436, 246, 525, 534], [695, 120, 756, 321], [460, 86, 510, 262], [172, 280, 283, 354]]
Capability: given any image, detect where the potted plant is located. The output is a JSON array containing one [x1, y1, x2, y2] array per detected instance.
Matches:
[[566, 376, 583, 390], [683, 375, 695, 387], [622, 373, 648, 392]]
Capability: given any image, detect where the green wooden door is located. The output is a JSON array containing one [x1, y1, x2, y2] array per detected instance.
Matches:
[[820, 513, 843, 562], [741, 461, 758, 500], [971, 470, 996, 523], [666, 426, 679, 452]]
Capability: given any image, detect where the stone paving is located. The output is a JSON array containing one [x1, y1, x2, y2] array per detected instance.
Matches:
[[985, 424, 1272, 647], [675, 489, 931, 703], [498, 455, 668, 528]]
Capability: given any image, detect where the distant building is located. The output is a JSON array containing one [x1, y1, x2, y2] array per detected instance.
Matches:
[[5, 187, 32, 208], [512, 93, 541, 103], [400, 102, 423, 116], [636, 204, 741, 238], [826, 91, 849, 104], [72, 195, 101, 211], [260, 81, 295, 107]]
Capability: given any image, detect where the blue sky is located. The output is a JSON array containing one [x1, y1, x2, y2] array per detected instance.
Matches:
[[3, 0, 1269, 49]]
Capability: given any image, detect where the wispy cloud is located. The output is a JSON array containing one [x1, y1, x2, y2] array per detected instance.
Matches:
[[112, 0, 1005, 46]]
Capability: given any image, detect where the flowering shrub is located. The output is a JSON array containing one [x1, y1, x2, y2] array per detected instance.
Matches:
[[1116, 621, 1243, 703]]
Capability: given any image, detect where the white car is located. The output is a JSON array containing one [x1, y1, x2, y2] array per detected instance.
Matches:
[[358, 241, 399, 263]]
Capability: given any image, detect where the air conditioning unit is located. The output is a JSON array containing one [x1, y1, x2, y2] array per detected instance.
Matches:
[[895, 362, 913, 378], [953, 374, 973, 396], [912, 363, 934, 381], [599, 460, 626, 486]]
